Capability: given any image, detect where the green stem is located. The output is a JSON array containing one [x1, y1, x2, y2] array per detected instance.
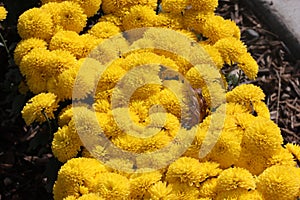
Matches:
[[42, 110, 53, 135], [0, 32, 10, 56]]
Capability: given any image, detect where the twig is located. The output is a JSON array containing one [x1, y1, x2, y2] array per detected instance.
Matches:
[[275, 69, 282, 124], [281, 128, 300, 140]]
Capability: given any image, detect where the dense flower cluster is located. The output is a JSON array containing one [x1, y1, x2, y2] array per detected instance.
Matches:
[[13, 0, 300, 199], [0, 6, 7, 21]]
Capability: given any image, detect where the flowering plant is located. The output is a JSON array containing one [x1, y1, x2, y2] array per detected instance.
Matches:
[[7, 0, 300, 199]]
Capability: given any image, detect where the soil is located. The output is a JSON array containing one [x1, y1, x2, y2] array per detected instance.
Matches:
[[0, 0, 299, 199]]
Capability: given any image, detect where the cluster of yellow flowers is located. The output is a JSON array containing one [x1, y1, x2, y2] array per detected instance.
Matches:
[[11, 0, 300, 199]]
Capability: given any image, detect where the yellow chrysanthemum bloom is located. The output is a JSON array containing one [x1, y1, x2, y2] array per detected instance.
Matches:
[[14, 38, 48, 66], [226, 84, 265, 105], [198, 178, 218, 198], [215, 188, 263, 200], [58, 105, 73, 127], [0, 6, 7, 21], [129, 171, 162, 199], [46, 1, 87, 33], [122, 5, 158, 30], [213, 37, 247, 64], [98, 13, 123, 29], [251, 100, 270, 118], [91, 172, 130, 199], [21, 92, 58, 125], [237, 52, 259, 80], [53, 157, 107, 200], [88, 21, 121, 39], [257, 165, 300, 200], [101, 0, 157, 14], [169, 182, 199, 200], [17, 8, 54, 40], [156, 13, 184, 30], [202, 15, 240, 44], [166, 157, 221, 187], [285, 143, 300, 162], [52, 123, 82, 163], [49, 50, 77, 75], [235, 151, 268, 176], [161, 0, 188, 13], [78, 34, 103, 58], [241, 116, 283, 157], [148, 181, 176, 200], [63, 193, 104, 200], [183, 10, 213, 34], [189, 0, 218, 13], [216, 167, 256, 192], [267, 147, 297, 167], [201, 44, 224, 69]]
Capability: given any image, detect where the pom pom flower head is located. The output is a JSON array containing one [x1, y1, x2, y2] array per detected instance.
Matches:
[[0, 6, 7, 21]]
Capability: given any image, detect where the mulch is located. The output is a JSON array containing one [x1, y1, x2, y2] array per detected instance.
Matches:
[[0, 0, 299, 199]]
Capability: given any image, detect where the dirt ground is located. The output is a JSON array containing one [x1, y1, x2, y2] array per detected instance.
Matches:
[[0, 0, 299, 199]]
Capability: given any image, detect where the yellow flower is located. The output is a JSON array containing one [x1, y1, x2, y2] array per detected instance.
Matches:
[[202, 15, 240, 44], [156, 13, 184, 30], [64, 193, 104, 200], [183, 10, 213, 34], [98, 13, 123, 29], [122, 5, 158, 30], [129, 171, 162, 199], [226, 84, 265, 105], [148, 181, 175, 200], [169, 182, 199, 200], [251, 100, 270, 118], [213, 37, 247, 64], [79, 34, 103, 58], [53, 157, 107, 200], [257, 165, 300, 200], [161, 0, 188, 13], [0, 6, 7, 21], [91, 172, 130, 199], [45, 1, 87, 33], [188, 0, 218, 13], [49, 50, 77, 76], [58, 105, 73, 127], [101, 0, 157, 14], [215, 188, 263, 200], [71, 0, 102, 17], [14, 38, 48, 66], [51, 123, 82, 163], [198, 178, 218, 198], [285, 143, 300, 162], [237, 52, 259, 80], [166, 157, 221, 187], [241, 116, 283, 157], [17, 8, 54, 40], [88, 21, 121, 39], [235, 151, 267, 176], [201, 44, 224, 69], [267, 147, 297, 167], [21, 92, 58, 125], [216, 167, 256, 192]]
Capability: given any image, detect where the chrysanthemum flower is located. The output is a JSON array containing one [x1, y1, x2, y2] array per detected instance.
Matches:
[[214, 37, 247, 64], [161, 0, 188, 13], [148, 181, 175, 200], [189, 0, 218, 13], [88, 21, 121, 39], [215, 188, 263, 200], [236, 52, 259, 79], [251, 100, 270, 118], [169, 182, 199, 199], [0, 6, 7, 21], [58, 105, 73, 127], [53, 157, 107, 200], [267, 147, 297, 167], [64, 193, 104, 200], [198, 178, 218, 198], [156, 13, 184, 30], [285, 143, 300, 162], [166, 157, 221, 187], [129, 171, 162, 199], [101, 0, 157, 14], [226, 84, 265, 105], [14, 38, 48, 66], [17, 8, 54, 40], [21, 92, 58, 125], [49, 50, 77, 75], [241, 116, 283, 156], [122, 5, 158, 30], [235, 151, 267, 176], [45, 1, 87, 33], [201, 44, 224, 69], [98, 13, 123, 29], [257, 165, 300, 200], [183, 10, 213, 34], [216, 167, 256, 192], [202, 15, 240, 44], [91, 172, 130, 199], [52, 123, 82, 163]]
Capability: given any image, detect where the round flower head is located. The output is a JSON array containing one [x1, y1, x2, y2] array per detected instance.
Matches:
[[213, 37, 247, 64], [52, 123, 82, 162], [0, 6, 7, 21], [21, 92, 58, 125], [148, 181, 176, 200], [45, 1, 87, 33], [267, 147, 297, 167], [156, 13, 184, 30], [202, 15, 241, 44], [242, 116, 283, 156], [285, 143, 300, 162], [169, 182, 199, 199], [48, 50, 77, 76], [53, 157, 107, 200], [90, 173, 130, 199], [122, 5, 158, 30], [17, 8, 54, 40], [216, 167, 256, 192], [58, 105, 73, 127], [98, 14, 123, 29], [161, 0, 188, 13], [129, 171, 162, 199], [198, 178, 218, 198], [251, 100, 270, 118], [14, 38, 48, 66], [189, 0, 218, 13], [101, 0, 157, 14], [236, 52, 259, 80], [79, 34, 103, 58], [88, 21, 121, 39], [67, 0, 102, 17], [183, 10, 213, 34], [215, 188, 263, 200], [235, 151, 267, 176], [226, 84, 265, 105], [64, 193, 104, 200], [201, 44, 224, 69], [257, 165, 300, 200]]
